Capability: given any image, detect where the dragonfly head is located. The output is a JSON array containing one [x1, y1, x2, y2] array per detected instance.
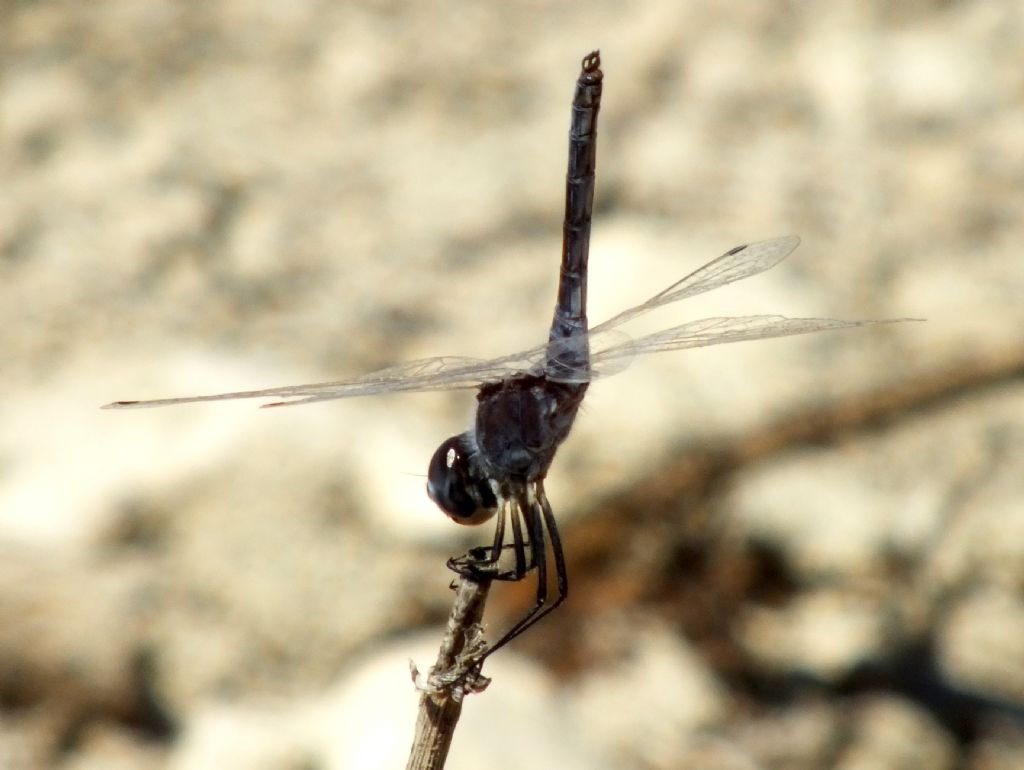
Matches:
[[427, 433, 499, 525]]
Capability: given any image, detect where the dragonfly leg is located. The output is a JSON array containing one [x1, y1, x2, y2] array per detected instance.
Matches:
[[507, 497, 531, 579], [431, 486, 567, 695], [447, 497, 533, 582], [467, 482, 568, 665]]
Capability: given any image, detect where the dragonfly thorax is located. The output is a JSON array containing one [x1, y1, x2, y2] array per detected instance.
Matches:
[[472, 374, 589, 484]]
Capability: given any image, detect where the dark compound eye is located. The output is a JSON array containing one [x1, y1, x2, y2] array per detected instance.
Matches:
[[427, 434, 498, 525]]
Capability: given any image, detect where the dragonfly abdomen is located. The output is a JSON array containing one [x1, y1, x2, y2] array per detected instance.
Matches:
[[548, 51, 603, 376]]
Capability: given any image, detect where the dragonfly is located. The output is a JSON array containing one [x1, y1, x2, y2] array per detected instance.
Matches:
[[105, 51, 898, 673]]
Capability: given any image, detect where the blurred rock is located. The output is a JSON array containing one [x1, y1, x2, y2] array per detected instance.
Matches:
[[939, 588, 1024, 708], [833, 695, 956, 770], [733, 701, 839, 769], [966, 716, 1024, 770], [738, 588, 886, 680], [568, 615, 724, 767]]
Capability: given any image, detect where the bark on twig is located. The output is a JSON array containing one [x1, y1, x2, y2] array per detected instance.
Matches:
[[406, 573, 493, 770]]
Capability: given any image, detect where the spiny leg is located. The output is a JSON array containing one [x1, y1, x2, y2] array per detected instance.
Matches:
[[447, 497, 532, 582], [470, 491, 535, 583], [507, 495, 530, 580], [480, 497, 532, 582], [447, 498, 507, 577], [434, 491, 539, 685], [470, 482, 567, 664], [488, 498, 508, 564], [487, 484, 570, 653], [537, 485, 568, 616], [499, 484, 567, 637]]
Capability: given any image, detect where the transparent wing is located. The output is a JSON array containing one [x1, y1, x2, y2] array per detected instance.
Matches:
[[102, 346, 552, 410], [589, 314, 905, 371], [103, 236, 903, 408], [590, 235, 801, 334]]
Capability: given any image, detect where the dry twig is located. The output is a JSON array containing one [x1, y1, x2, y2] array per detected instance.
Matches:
[[406, 573, 494, 769]]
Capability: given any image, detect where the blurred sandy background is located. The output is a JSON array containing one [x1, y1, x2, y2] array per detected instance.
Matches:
[[2, 1, 1023, 768]]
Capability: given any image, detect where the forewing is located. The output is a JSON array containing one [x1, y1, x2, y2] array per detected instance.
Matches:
[[591, 236, 801, 334], [101, 345, 551, 410]]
